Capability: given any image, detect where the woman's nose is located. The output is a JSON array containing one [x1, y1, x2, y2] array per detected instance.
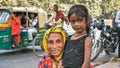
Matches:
[[52, 42, 57, 48]]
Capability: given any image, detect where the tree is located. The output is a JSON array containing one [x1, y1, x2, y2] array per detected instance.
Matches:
[[0, 0, 120, 19]]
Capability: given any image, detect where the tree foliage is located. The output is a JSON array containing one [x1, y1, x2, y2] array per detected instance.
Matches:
[[0, 0, 120, 19]]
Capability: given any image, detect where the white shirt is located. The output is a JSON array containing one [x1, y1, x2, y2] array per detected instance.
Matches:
[[115, 11, 120, 23], [29, 18, 38, 27]]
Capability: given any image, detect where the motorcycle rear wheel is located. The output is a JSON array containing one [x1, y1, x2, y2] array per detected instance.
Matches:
[[91, 40, 102, 61]]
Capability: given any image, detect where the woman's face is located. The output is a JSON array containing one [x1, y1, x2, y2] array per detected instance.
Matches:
[[47, 33, 64, 58], [69, 13, 87, 33]]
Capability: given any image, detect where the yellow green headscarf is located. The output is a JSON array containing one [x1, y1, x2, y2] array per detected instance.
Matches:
[[43, 27, 66, 61]]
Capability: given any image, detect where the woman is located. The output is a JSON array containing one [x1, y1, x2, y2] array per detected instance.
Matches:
[[38, 27, 67, 68]]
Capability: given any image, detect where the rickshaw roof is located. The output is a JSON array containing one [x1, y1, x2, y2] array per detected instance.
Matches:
[[27, 7, 47, 14], [0, 7, 12, 14], [0, 7, 47, 14], [11, 7, 26, 12], [11, 7, 46, 14], [26, 7, 37, 13], [0, 7, 11, 11]]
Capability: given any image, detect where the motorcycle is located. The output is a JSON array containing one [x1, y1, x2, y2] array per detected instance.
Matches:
[[91, 19, 119, 61]]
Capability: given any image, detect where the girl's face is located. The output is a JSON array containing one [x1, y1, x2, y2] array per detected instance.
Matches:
[[47, 33, 64, 58], [69, 13, 87, 33]]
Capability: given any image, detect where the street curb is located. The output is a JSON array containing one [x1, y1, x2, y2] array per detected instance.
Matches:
[[92, 60, 109, 67], [93, 57, 120, 68]]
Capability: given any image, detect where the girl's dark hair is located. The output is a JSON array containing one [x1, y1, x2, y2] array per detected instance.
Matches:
[[68, 4, 90, 35]]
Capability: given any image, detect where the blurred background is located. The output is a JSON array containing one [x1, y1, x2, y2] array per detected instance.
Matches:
[[0, 0, 120, 19]]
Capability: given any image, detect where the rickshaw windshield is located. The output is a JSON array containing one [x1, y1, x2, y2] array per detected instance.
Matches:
[[0, 10, 10, 24]]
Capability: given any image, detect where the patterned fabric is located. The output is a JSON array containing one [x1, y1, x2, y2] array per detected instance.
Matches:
[[38, 55, 53, 68], [63, 35, 88, 68]]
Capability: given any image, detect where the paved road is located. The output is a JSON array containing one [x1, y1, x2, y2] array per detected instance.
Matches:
[[0, 19, 115, 68], [91, 49, 118, 62], [0, 48, 118, 68], [0, 49, 45, 68]]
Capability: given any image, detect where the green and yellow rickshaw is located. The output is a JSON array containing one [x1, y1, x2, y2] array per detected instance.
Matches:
[[0, 7, 47, 56]]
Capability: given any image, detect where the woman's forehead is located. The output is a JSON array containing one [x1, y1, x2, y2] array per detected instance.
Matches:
[[50, 32, 61, 34], [48, 33, 62, 38]]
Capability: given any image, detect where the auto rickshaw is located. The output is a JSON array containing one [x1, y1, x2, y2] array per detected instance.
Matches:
[[0, 7, 47, 55]]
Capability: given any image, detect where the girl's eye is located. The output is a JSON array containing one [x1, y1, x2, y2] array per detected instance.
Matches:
[[78, 18, 83, 21], [70, 17, 83, 24], [70, 21, 75, 24], [77, 20, 82, 22], [70, 19, 83, 24]]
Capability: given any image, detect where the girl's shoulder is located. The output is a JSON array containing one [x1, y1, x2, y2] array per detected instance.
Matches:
[[85, 36, 93, 46], [85, 36, 92, 41], [84, 35, 92, 42]]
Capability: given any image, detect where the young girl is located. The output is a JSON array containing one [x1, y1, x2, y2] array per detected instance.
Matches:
[[63, 4, 93, 68]]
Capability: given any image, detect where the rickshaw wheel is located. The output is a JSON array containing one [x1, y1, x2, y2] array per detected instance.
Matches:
[[32, 33, 46, 57]]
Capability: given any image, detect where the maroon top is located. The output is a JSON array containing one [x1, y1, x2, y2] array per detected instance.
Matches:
[[55, 11, 68, 23]]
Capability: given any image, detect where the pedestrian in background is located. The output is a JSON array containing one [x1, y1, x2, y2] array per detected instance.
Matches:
[[46, 4, 69, 28], [114, 10, 120, 58]]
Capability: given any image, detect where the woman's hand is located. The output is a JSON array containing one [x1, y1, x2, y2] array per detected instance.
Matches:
[[57, 60, 63, 68]]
